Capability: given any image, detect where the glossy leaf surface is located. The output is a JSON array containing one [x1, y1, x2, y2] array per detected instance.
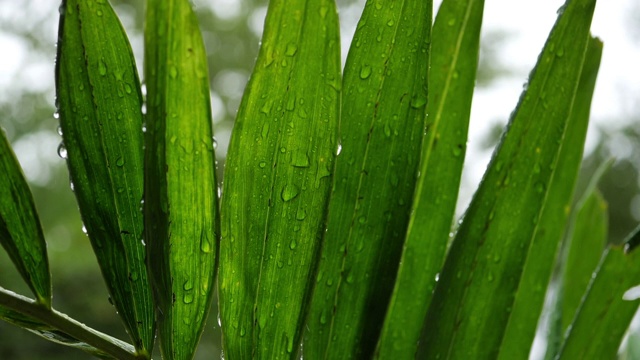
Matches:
[[305, 0, 431, 358], [56, 0, 154, 354], [421, 0, 596, 357], [144, 0, 219, 358], [0, 130, 51, 306], [375, 0, 484, 357]]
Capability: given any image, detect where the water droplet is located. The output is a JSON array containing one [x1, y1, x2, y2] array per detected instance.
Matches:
[[98, 59, 107, 76], [129, 271, 139, 281], [319, 6, 328, 18], [387, 19, 395, 27], [281, 184, 300, 202], [96, 9, 103, 16], [535, 182, 546, 193], [336, 143, 343, 155], [259, 161, 267, 168], [434, 273, 440, 282], [285, 43, 298, 56], [289, 239, 297, 250], [81, 225, 88, 234], [296, 209, 307, 220], [56, 125, 63, 136], [452, 144, 463, 157], [359, 65, 372, 79], [124, 83, 132, 94], [291, 151, 310, 168], [183, 293, 194, 304], [447, 18, 456, 26], [410, 95, 427, 108], [116, 157, 125, 167], [57, 143, 68, 159], [493, 254, 501, 263], [384, 123, 392, 137], [169, 66, 178, 79], [320, 310, 328, 324], [239, 326, 246, 337], [487, 273, 494, 282], [183, 279, 194, 291], [556, 47, 565, 57]]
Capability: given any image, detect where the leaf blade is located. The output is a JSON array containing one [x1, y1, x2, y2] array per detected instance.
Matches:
[[143, 0, 219, 358], [218, 0, 341, 358], [55, 0, 154, 354], [420, 0, 597, 357], [497, 36, 604, 359], [375, 0, 484, 357], [558, 225, 640, 360], [305, 0, 432, 358]]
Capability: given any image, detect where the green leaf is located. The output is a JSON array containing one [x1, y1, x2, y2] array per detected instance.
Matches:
[[375, 0, 484, 357], [143, 0, 219, 359], [55, 0, 154, 355], [0, 287, 139, 360], [218, 0, 340, 358], [497, 36, 603, 360], [0, 130, 51, 306], [304, 0, 431, 358], [420, 0, 597, 358], [557, 224, 640, 360]]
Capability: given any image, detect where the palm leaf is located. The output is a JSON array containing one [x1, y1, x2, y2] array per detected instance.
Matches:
[[55, 0, 154, 355], [420, 0, 597, 357], [305, 0, 432, 357], [0, 129, 51, 306], [218, 0, 340, 358], [143, 0, 219, 358]]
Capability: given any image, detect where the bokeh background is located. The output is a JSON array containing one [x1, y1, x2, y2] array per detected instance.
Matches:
[[1, 0, 639, 358]]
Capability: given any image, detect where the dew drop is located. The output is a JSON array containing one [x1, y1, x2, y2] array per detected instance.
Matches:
[[56, 125, 63, 135], [296, 209, 307, 221], [183, 293, 194, 304], [359, 65, 372, 79], [289, 239, 297, 250], [116, 157, 125, 167], [285, 43, 298, 56], [169, 66, 178, 79], [259, 161, 267, 168], [291, 151, 310, 168], [57, 142, 68, 159], [452, 144, 463, 157], [384, 123, 392, 137], [98, 59, 107, 76], [281, 184, 300, 202]]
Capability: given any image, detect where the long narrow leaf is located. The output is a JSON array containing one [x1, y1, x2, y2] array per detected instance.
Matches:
[[0, 130, 51, 306], [557, 225, 640, 359], [497, 36, 603, 359], [304, 0, 432, 358], [420, 0, 597, 358], [375, 0, 484, 357], [144, 0, 219, 359], [0, 287, 138, 360], [218, 0, 341, 358], [55, 0, 154, 355]]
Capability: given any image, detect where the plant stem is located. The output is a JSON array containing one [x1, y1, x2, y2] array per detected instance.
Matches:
[[0, 286, 143, 360]]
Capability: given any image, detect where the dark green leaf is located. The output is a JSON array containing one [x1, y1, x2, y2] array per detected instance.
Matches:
[[56, 0, 154, 355], [304, 0, 431, 358], [557, 225, 640, 360], [218, 0, 341, 358], [420, 0, 597, 358], [144, 0, 219, 358], [0, 129, 51, 306], [497, 36, 603, 359], [375, 0, 484, 357]]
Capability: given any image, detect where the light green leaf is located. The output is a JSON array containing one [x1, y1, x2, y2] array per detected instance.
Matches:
[[304, 0, 431, 358], [375, 0, 484, 357], [0, 286, 139, 360], [0, 130, 51, 306], [497, 36, 603, 359], [218, 0, 341, 358], [557, 224, 640, 360], [420, 0, 597, 358], [55, 0, 154, 355], [143, 0, 219, 359]]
